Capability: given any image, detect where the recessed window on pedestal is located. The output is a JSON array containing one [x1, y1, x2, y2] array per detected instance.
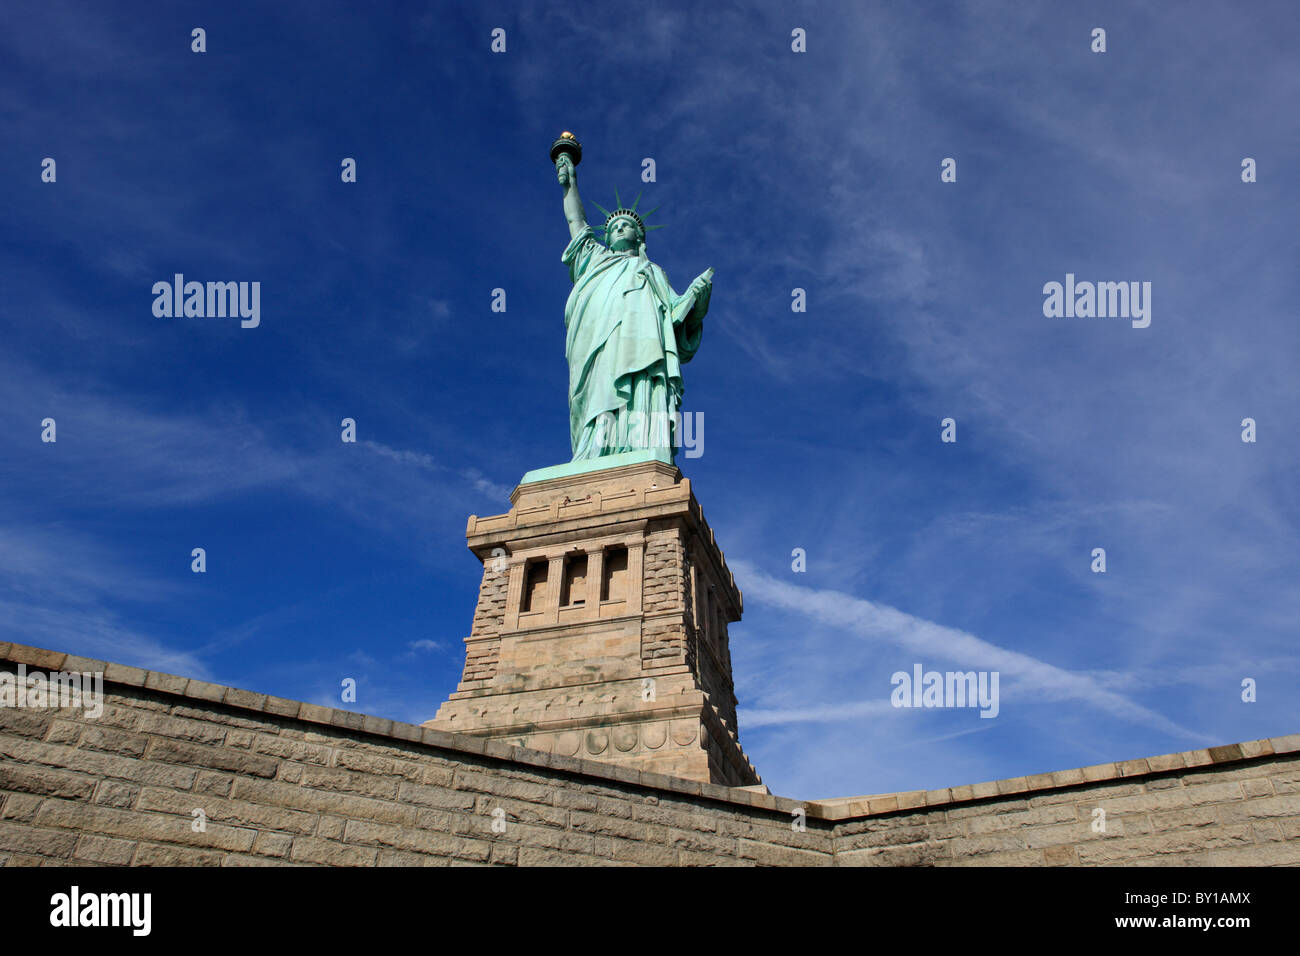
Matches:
[[523, 559, 549, 612], [561, 553, 588, 606], [601, 546, 628, 603]]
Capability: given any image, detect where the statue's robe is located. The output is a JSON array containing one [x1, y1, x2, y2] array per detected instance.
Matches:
[[562, 224, 706, 461]]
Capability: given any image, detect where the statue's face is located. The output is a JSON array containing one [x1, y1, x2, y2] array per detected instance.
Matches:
[[608, 217, 641, 253]]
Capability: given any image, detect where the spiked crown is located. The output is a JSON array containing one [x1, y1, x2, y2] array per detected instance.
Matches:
[[589, 187, 665, 248]]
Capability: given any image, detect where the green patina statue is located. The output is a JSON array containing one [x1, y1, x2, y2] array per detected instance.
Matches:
[[552, 133, 713, 466]]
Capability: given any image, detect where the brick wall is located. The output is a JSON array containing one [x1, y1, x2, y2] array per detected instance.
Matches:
[[470, 564, 508, 638], [825, 745, 1300, 866], [1, 643, 1296, 866], [0, 644, 827, 866], [641, 526, 684, 615]]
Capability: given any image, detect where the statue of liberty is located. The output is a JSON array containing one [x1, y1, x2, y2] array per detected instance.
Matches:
[[552, 133, 713, 465]]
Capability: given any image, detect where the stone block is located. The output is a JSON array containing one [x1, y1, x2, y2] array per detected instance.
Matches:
[[837, 841, 952, 867], [0, 710, 52, 739], [946, 831, 1029, 856], [293, 763, 399, 800], [1145, 752, 1187, 773], [80, 726, 148, 758], [316, 815, 346, 839], [45, 720, 84, 745], [738, 837, 831, 866], [261, 696, 301, 718], [192, 770, 233, 801], [0, 763, 96, 801], [134, 711, 228, 746], [517, 846, 621, 866], [664, 826, 733, 855], [222, 688, 266, 712], [0, 820, 77, 858], [1269, 733, 1300, 754], [397, 781, 478, 812], [146, 739, 279, 778], [289, 836, 378, 867], [252, 831, 293, 858], [9, 645, 68, 670], [73, 834, 137, 865], [965, 802, 1077, 834], [133, 843, 224, 866], [0, 794, 43, 822], [947, 798, 1028, 820], [1042, 844, 1076, 866], [1148, 805, 1219, 831], [450, 769, 553, 804], [143, 671, 189, 696], [93, 781, 138, 809], [184, 680, 227, 704]]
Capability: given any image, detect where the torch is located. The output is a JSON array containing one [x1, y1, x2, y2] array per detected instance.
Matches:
[[551, 131, 582, 178]]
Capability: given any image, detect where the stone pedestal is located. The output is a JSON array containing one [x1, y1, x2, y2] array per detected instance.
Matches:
[[425, 459, 762, 788]]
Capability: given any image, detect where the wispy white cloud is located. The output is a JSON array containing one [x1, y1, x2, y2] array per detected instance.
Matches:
[[744, 698, 894, 728], [0, 599, 213, 681], [0, 524, 211, 679], [362, 440, 514, 502], [732, 559, 1202, 740]]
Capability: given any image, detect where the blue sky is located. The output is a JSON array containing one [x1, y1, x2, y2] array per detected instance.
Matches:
[[2, 0, 1297, 800]]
